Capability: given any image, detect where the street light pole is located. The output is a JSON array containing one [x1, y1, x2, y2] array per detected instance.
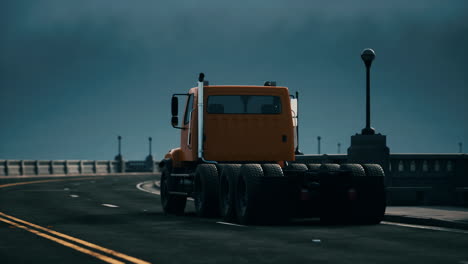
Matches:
[[361, 48, 376, 135], [338, 142, 341, 154], [118, 135, 122, 156], [317, 136, 322, 154], [149, 137, 153, 156]]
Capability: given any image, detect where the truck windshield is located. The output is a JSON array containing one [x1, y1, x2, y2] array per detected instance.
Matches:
[[207, 95, 282, 114]]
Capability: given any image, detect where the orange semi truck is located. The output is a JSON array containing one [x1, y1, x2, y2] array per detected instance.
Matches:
[[159, 73, 386, 225]]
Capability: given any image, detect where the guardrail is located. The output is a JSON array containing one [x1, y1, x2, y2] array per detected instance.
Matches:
[[296, 153, 468, 206], [0, 160, 159, 176], [2, 154, 467, 206]]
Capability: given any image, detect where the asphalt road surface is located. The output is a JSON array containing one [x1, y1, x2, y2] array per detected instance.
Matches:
[[1, 174, 467, 264]]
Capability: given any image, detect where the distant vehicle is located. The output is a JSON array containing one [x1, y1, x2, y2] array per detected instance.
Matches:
[[159, 73, 386, 224]]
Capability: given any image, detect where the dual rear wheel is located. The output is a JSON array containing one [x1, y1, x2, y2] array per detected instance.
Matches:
[[193, 163, 288, 224], [162, 162, 386, 225]]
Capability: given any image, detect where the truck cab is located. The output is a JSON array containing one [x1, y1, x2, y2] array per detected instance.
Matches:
[[167, 84, 295, 166]]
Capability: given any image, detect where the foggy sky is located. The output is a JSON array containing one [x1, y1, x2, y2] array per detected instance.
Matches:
[[1, 0, 467, 160]]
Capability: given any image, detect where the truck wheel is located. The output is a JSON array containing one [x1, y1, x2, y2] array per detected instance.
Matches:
[[160, 167, 187, 215], [319, 163, 349, 224], [261, 163, 285, 177], [306, 163, 321, 171], [236, 164, 289, 225], [194, 164, 219, 217], [320, 163, 340, 172], [340, 164, 365, 177], [338, 164, 365, 223], [236, 164, 264, 224], [219, 164, 241, 222], [262, 163, 291, 223], [360, 164, 386, 224], [284, 163, 308, 172]]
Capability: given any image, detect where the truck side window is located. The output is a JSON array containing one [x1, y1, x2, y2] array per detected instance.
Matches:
[[207, 95, 282, 114], [184, 94, 194, 124]]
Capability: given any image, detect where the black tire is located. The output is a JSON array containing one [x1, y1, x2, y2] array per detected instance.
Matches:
[[194, 164, 219, 217], [320, 163, 340, 172], [359, 164, 386, 224], [319, 163, 350, 224], [219, 164, 241, 222], [340, 164, 366, 177], [160, 167, 187, 215], [236, 164, 289, 225], [338, 164, 365, 223], [262, 163, 293, 223], [261, 163, 285, 177], [236, 164, 264, 224], [284, 163, 308, 172], [306, 163, 321, 171]]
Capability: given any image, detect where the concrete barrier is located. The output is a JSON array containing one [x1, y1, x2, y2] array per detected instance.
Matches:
[[1, 154, 466, 206], [296, 153, 468, 206], [0, 159, 159, 177]]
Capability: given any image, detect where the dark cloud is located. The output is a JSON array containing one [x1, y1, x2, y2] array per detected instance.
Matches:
[[1, 0, 467, 159]]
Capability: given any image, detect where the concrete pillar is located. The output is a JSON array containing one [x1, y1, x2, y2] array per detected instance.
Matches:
[[49, 160, 54, 175], [347, 134, 390, 183], [121, 160, 126, 173], [79, 160, 84, 174], [94, 160, 98, 173], [35, 160, 39, 175], [115, 156, 125, 173], [65, 160, 69, 174], [5, 160, 9, 176], [20, 160, 24, 175]]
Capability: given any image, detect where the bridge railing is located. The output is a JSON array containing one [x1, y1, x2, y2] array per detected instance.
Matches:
[[296, 153, 468, 206], [0, 160, 159, 176]]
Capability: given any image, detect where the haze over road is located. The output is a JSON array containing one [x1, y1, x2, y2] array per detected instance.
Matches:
[[1, 174, 467, 264]]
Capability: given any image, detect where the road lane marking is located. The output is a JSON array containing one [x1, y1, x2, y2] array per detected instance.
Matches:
[[136, 181, 468, 233], [136, 181, 194, 201], [0, 177, 97, 189], [0, 216, 125, 264], [0, 212, 151, 264], [382, 221, 468, 234], [136, 181, 160, 195], [216, 221, 246, 227], [102, 204, 119, 208], [70, 195, 79, 198], [0, 176, 152, 263]]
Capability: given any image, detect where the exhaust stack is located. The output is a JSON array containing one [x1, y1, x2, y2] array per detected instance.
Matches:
[[197, 73, 217, 164]]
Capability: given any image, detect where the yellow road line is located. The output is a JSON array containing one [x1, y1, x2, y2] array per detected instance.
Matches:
[[0, 178, 152, 264], [0, 177, 98, 188], [0, 216, 125, 264], [0, 212, 151, 264]]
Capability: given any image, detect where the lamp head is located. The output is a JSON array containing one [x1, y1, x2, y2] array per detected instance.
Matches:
[[361, 48, 376, 67]]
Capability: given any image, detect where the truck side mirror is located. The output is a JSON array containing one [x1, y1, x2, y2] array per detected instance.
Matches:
[[171, 96, 179, 116], [171, 116, 179, 127]]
